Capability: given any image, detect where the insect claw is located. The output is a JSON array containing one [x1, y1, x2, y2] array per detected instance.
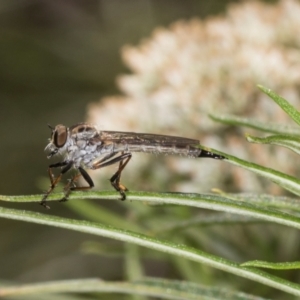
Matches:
[[40, 200, 50, 209], [119, 189, 127, 201]]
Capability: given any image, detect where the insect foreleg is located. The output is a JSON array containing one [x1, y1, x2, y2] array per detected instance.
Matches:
[[40, 160, 73, 209]]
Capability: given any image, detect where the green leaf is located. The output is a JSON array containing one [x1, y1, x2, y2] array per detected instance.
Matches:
[[0, 278, 270, 300], [241, 260, 300, 270], [0, 205, 300, 296], [246, 134, 300, 155], [209, 113, 300, 135], [258, 85, 300, 126], [1, 192, 300, 230], [201, 146, 300, 197], [214, 192, 300, 213]]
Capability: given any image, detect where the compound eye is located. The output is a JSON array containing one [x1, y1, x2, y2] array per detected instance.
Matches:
[[52, 125, 68, 148]]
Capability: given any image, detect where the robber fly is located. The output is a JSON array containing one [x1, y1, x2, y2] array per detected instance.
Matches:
[[41, 122, 224, 208]]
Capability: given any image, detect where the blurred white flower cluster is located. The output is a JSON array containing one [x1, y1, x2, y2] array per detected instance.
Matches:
[[87, 0, 300, 195]]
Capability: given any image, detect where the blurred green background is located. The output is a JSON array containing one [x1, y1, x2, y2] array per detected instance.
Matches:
[[3, 1, 293, 298]]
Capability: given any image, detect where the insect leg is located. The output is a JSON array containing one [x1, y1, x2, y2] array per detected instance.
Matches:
[[60, 167, 94, 202], [93, 152, 118, 165], [110, 152, 132, 201], [60, 153, 123, 203], [40, 160, 73, 209], [92, 152, 132, 200]]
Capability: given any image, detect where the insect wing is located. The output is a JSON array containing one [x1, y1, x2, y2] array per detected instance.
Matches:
[[99, 131, 200, 147]]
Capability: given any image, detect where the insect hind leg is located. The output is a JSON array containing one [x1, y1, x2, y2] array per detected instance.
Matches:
[[110, 153, 132, 200], [92, 152, 132, 200]]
